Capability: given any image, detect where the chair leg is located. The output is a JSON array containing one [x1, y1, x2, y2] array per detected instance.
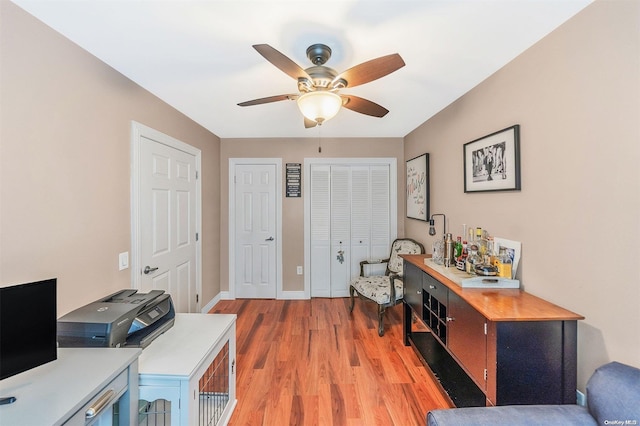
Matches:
[[377, 305, 386, 336], [349, 285, 356, 313]]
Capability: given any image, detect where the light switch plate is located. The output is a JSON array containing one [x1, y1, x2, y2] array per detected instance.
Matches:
[[296, 266, 303, 275], [119, 252, 129, 271]]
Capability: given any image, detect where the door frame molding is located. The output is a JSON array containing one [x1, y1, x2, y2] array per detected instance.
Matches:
[[130, 121, 202, 310], [303, 157, 398, 299], [228, 158, 283, 299]]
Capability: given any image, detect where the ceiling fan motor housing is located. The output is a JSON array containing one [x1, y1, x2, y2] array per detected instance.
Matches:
[[305, 66, 337, 89], [306, 43, 332, 65], [302, 44, 338, 89]]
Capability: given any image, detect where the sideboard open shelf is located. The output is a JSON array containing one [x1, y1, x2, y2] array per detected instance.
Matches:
[[402, 254, 584, 408]]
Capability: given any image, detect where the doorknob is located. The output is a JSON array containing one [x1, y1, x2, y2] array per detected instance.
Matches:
[[143, 266, 159, 274], [265, 236, 274, 241]]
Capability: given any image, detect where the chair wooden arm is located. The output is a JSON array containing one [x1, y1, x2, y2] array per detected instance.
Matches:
[[388, 272, 403, 302], [359, 258, 390, 276]]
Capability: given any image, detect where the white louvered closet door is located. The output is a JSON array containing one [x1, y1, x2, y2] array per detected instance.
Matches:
[[310, 163, 390, 298], [330, 166, 351, 297], [370, 165, 391, 272], [350, 166, 372, 280], [310, 165, 331, 297]]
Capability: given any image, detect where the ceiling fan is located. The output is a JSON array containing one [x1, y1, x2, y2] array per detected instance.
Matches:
[[238, 43, 405, 128]]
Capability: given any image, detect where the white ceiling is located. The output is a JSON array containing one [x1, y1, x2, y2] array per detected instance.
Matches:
[[12, 0, 592, 139]]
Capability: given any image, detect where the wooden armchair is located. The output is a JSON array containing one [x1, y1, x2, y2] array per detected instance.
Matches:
[[349, 238, 424, 336]]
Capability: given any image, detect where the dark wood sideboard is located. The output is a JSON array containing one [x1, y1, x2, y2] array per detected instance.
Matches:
[[401, 254, 584, 408]]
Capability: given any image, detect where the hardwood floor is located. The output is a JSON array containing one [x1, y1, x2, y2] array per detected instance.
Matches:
[[210, 298, 451, 425]]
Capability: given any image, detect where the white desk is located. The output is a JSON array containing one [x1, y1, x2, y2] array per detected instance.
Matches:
[[0, 347, 140, 425], [138, 313, 237, 425]]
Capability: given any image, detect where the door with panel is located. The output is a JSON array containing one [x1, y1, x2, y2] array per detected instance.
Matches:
[[139, 136, 198, 313], [234, 164, 277, 298]]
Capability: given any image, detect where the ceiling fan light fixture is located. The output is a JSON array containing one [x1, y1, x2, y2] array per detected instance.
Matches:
[[240, 44, 404, 127], [296, 91, 342, 125]]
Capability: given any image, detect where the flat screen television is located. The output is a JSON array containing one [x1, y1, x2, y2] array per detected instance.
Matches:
[[0, 278, 57, 380]]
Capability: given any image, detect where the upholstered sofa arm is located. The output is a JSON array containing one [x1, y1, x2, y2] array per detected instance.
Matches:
[[426, 362, 640, 426], [586, 361, 640, 424], [427, 405, 596, 426], [359, 258, 390, 276]]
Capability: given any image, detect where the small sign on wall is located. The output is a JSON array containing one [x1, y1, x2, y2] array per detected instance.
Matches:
[[286, 163, 301, 197]]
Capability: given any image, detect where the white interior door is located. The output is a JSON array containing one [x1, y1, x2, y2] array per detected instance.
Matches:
[[133, 123, 201, 313], [234, 164, 277, 298]]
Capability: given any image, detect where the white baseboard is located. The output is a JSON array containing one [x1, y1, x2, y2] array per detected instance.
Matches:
[[201, 293, 221, 313], [205, 290, 308, 308], [279, 290, 307, 300]]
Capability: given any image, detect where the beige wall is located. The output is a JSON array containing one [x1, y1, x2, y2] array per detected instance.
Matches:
[[0, 1, 221, 314], [3, 0, 638, 396], [220, 137, 404, 293], [404, 0, 640, 389]]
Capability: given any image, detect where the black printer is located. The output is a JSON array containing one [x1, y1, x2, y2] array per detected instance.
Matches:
[[57, 289, 175, 349]]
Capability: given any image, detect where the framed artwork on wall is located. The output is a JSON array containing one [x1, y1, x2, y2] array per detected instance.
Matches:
[[463, 125, 521, 193], [406, 153, 429, 221]]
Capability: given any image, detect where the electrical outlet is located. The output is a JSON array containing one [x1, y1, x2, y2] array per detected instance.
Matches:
[[576, 390, 586, 406], [118, 252, 129, 271], [296, 266, 303, 275]]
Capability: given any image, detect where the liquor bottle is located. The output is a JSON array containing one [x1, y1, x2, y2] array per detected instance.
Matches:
[[476, 227, 489, 258], [454, 236, 463, 259], [497, 247, 513, 278], [486, 235, 495, 266], [474, 227, 483, 256], [456, 240, 468, 271], [466, 245, 481, 274]]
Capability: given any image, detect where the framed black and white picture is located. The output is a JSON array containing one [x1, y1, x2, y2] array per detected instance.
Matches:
[[463, 125, 521, 193], [406, 153, 429, 221]]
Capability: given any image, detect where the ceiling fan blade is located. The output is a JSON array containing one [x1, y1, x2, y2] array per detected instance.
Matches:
[[332, 53, 405, 88], [341, 95, 389, 118], [237, 94, 295, 107], [253, 44, 312, 81], [304, 117, 318, 128]]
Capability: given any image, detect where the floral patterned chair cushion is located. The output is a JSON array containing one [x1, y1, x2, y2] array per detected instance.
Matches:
[[349, 238, 424, 336], [388, 239, 424, 274], [351, 276, 404, 305]]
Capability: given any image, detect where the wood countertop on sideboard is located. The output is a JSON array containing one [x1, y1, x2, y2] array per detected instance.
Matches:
[[401, 254, 584, 322]]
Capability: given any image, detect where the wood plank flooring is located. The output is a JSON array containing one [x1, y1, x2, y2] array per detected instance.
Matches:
[[210, 298, 451, 425]]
